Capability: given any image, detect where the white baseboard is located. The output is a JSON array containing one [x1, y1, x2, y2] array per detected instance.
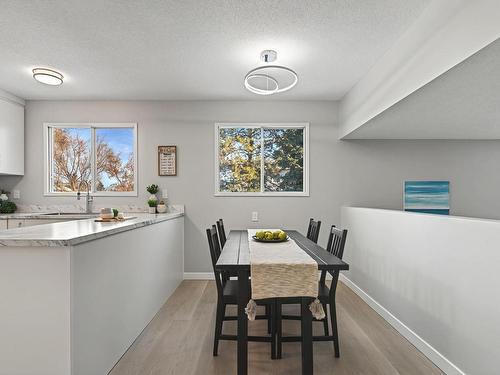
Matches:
[[339, 274, 465, 375], [183, 272, 214, 280]]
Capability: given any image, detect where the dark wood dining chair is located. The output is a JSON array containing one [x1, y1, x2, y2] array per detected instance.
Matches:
[[216, 219, 275, 334], [306, 218, 321, 243], [276, 225, 348, 358], [215, 219, 238, 284], [206, 226, 276, 358], [216, 218, 227, 249]]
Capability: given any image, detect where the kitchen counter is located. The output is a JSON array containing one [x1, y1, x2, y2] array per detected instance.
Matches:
[[0, 205, 185, 375], [0, 209, 183, 247]]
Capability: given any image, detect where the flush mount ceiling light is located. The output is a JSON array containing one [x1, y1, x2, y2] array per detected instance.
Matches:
[[244, 50, 298, 95], [32, 68, 64, 86]]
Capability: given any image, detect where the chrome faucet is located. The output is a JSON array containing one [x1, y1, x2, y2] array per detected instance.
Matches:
[[77, 181, 94, 214]]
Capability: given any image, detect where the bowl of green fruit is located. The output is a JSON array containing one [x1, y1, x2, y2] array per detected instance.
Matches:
[[253, 230, 289, 243]]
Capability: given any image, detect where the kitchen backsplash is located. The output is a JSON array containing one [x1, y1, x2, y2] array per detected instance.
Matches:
[[15, 203, 184, 214]]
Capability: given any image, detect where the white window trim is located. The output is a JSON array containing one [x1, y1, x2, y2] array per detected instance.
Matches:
[[214, 122, 310, 197], [43, 123, 138, 197]]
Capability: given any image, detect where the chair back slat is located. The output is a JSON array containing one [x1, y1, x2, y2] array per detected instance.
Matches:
[[328, 226, 348, 298], [306, 218, 321, 244], [326, 225, 335, 251], [216, 219, 227, 249], [327, 226, 348, 259], [320, 225, 348, 289], [206, 225, 224, 296], [306, 218, 313, 239]]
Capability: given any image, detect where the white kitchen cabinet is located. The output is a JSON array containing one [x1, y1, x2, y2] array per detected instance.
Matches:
[[0, 95, 24, 175], [0, 220, 7, 231]]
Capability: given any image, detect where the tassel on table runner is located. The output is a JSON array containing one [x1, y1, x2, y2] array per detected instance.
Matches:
[[245, 298, 324, 321], [309, 298, 326, 320], [245, 299, 257, 321]]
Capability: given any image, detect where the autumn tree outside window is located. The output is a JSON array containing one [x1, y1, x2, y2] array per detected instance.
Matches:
[[44, 123, 137, 196], [215, 123, 309, 196]]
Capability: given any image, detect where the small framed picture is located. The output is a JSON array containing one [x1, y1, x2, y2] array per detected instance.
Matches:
[[403, 180, 450, 215], [158, 146, 177, 176]]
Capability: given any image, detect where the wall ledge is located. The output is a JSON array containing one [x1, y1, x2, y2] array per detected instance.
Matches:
[[344, 206, 500, 224]]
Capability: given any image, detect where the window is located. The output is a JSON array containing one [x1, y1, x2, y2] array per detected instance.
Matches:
[[215, 123, 309, 196], [44, 123, 137, 196]]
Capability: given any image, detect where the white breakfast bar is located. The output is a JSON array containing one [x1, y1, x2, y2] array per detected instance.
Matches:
[[0, 209, 184, 375]]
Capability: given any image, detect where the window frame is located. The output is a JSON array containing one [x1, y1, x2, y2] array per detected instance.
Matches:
[[43, 122, 138, 197], [214, 122, 309, 197]]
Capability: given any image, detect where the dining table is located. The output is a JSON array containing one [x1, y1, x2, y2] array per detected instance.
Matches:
[[215, 229, 349, 375]]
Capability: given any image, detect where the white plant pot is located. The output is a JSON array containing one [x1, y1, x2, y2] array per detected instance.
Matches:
[[148, 207, 156, 214]]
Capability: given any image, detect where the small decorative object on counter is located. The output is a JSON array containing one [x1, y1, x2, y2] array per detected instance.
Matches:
[[146, 184, 159, 202], [117, 212, 125, 220], [147, 199, 157, 214], [100, 208, 114, 219], [112, 208, 119, 218], [157, 200, 167, 213]]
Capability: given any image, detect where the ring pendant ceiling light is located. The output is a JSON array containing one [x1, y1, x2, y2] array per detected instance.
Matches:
[[244, 50, 298, 95]]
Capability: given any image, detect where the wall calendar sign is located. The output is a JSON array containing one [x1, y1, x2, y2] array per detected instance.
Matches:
[[158, 146, 177, 176]]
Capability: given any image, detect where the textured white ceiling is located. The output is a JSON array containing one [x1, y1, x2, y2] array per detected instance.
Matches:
[[345, 38, 500, 139], [0, 0, 429, 100]]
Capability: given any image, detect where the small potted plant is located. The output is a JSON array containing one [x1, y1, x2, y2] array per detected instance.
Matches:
[[146, 184, 159, 202], [157, 200, 167, 213], [147, 199, 157, 214], [0, 201, 17, 214], [0, 189, 9, 202]]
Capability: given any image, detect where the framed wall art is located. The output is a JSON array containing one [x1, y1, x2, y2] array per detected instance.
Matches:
[[158, 145, 177, 176], [404, 180, 450, 215]]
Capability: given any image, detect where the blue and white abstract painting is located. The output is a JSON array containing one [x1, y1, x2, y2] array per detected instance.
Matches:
[[404, 181, 450, 215]]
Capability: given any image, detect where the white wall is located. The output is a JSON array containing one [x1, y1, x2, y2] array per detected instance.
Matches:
[[1, 101, 500, 272], [341, 207, 500, 375], [337, 140, 500, 220]]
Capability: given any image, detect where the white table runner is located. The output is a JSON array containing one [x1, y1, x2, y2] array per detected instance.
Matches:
[[247, 229, 319, 300]]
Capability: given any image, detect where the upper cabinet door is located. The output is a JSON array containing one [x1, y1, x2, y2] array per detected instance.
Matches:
[[0, 99, 24, 175]]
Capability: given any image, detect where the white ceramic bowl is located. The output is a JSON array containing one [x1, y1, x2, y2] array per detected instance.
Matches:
[[157, 204, 167, 213]]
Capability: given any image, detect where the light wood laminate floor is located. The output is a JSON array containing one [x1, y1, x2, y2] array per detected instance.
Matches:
[[110, 280, 443, 375]]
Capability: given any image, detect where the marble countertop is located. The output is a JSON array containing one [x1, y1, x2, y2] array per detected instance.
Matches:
[[0, 210, 184, 247], [0, 212, 98, 219]]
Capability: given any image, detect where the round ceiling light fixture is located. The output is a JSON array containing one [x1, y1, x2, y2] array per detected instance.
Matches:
[[244, 50, 298, 95], [32, 68, 64, 86]]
